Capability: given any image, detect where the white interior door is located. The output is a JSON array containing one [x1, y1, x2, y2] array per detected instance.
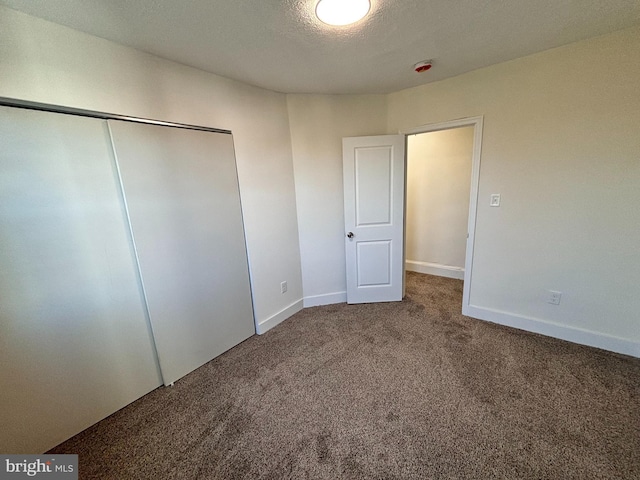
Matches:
[[108, 120, 255, 386], [343, 135, 405, 304], [0, 107, 162, 453]]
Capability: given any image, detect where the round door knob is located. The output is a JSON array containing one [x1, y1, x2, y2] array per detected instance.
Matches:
[[347, 232, 354, 239]]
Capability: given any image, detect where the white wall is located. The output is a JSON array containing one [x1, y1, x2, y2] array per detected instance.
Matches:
[[0, 6, 304, 333], [406, 127, 473, 279], [389, 25, 640, 355], [287, 94, 387, 306]]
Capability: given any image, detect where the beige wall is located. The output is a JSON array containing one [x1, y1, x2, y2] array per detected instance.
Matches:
[[287, 94, 387, 305], [0, 6, 303, 331], [406, 127, 473, 275], [287, 26, 639, 353], [389, 25, 640, 348]]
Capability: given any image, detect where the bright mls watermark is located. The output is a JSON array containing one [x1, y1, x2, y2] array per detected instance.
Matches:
[[0, 456, 77, 479]]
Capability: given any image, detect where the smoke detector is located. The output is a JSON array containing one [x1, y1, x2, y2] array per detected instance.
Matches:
[[414, 61, 433, 73]]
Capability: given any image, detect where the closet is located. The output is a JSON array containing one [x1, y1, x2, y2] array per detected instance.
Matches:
[[0, 102, 255, 453]]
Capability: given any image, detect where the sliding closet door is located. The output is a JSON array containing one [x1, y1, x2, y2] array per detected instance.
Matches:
[[0, 107, 162, 454], [108, 121, 255, 386]]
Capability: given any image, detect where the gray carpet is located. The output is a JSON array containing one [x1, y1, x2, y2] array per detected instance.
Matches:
[[50, 272, 640, 479]]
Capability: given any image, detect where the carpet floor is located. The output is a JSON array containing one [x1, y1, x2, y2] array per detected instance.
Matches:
[[50, 272, 640, 479]]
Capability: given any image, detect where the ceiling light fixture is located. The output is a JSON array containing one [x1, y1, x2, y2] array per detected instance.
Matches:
[[315, 0, 371, 26]]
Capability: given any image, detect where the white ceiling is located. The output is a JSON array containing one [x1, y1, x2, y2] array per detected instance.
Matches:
[[2, 0, 640, 94]]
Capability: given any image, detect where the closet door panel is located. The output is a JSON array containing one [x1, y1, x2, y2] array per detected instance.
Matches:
[[109, 121, 255, 385], [0, 107, 162, 453]]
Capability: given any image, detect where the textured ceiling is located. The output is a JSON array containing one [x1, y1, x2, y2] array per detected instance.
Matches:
[[2, 0, 640, 94]]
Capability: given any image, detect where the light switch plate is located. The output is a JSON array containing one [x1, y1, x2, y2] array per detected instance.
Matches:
[[490, 194, 501, 207]]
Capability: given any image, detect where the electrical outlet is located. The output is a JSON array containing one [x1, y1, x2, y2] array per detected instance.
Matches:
[[547, 290, 562, 305], [281, 281, 287, 294]]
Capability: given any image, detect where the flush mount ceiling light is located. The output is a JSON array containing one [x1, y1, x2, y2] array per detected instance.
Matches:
[[315, 0, 371, 26]]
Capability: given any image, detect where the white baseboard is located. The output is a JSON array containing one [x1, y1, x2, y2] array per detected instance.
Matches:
[[256, 299, 303, 335], [406, 260, 465, 280], [303, 291, 347, 308], [463, 304, 639, 358], [257, 294, 640, 358]]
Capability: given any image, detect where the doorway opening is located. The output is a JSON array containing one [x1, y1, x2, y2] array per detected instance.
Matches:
[[402, 116, 483, 310]]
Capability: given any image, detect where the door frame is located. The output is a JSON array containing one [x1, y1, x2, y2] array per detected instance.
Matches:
[[401, 115, 483, 310]]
